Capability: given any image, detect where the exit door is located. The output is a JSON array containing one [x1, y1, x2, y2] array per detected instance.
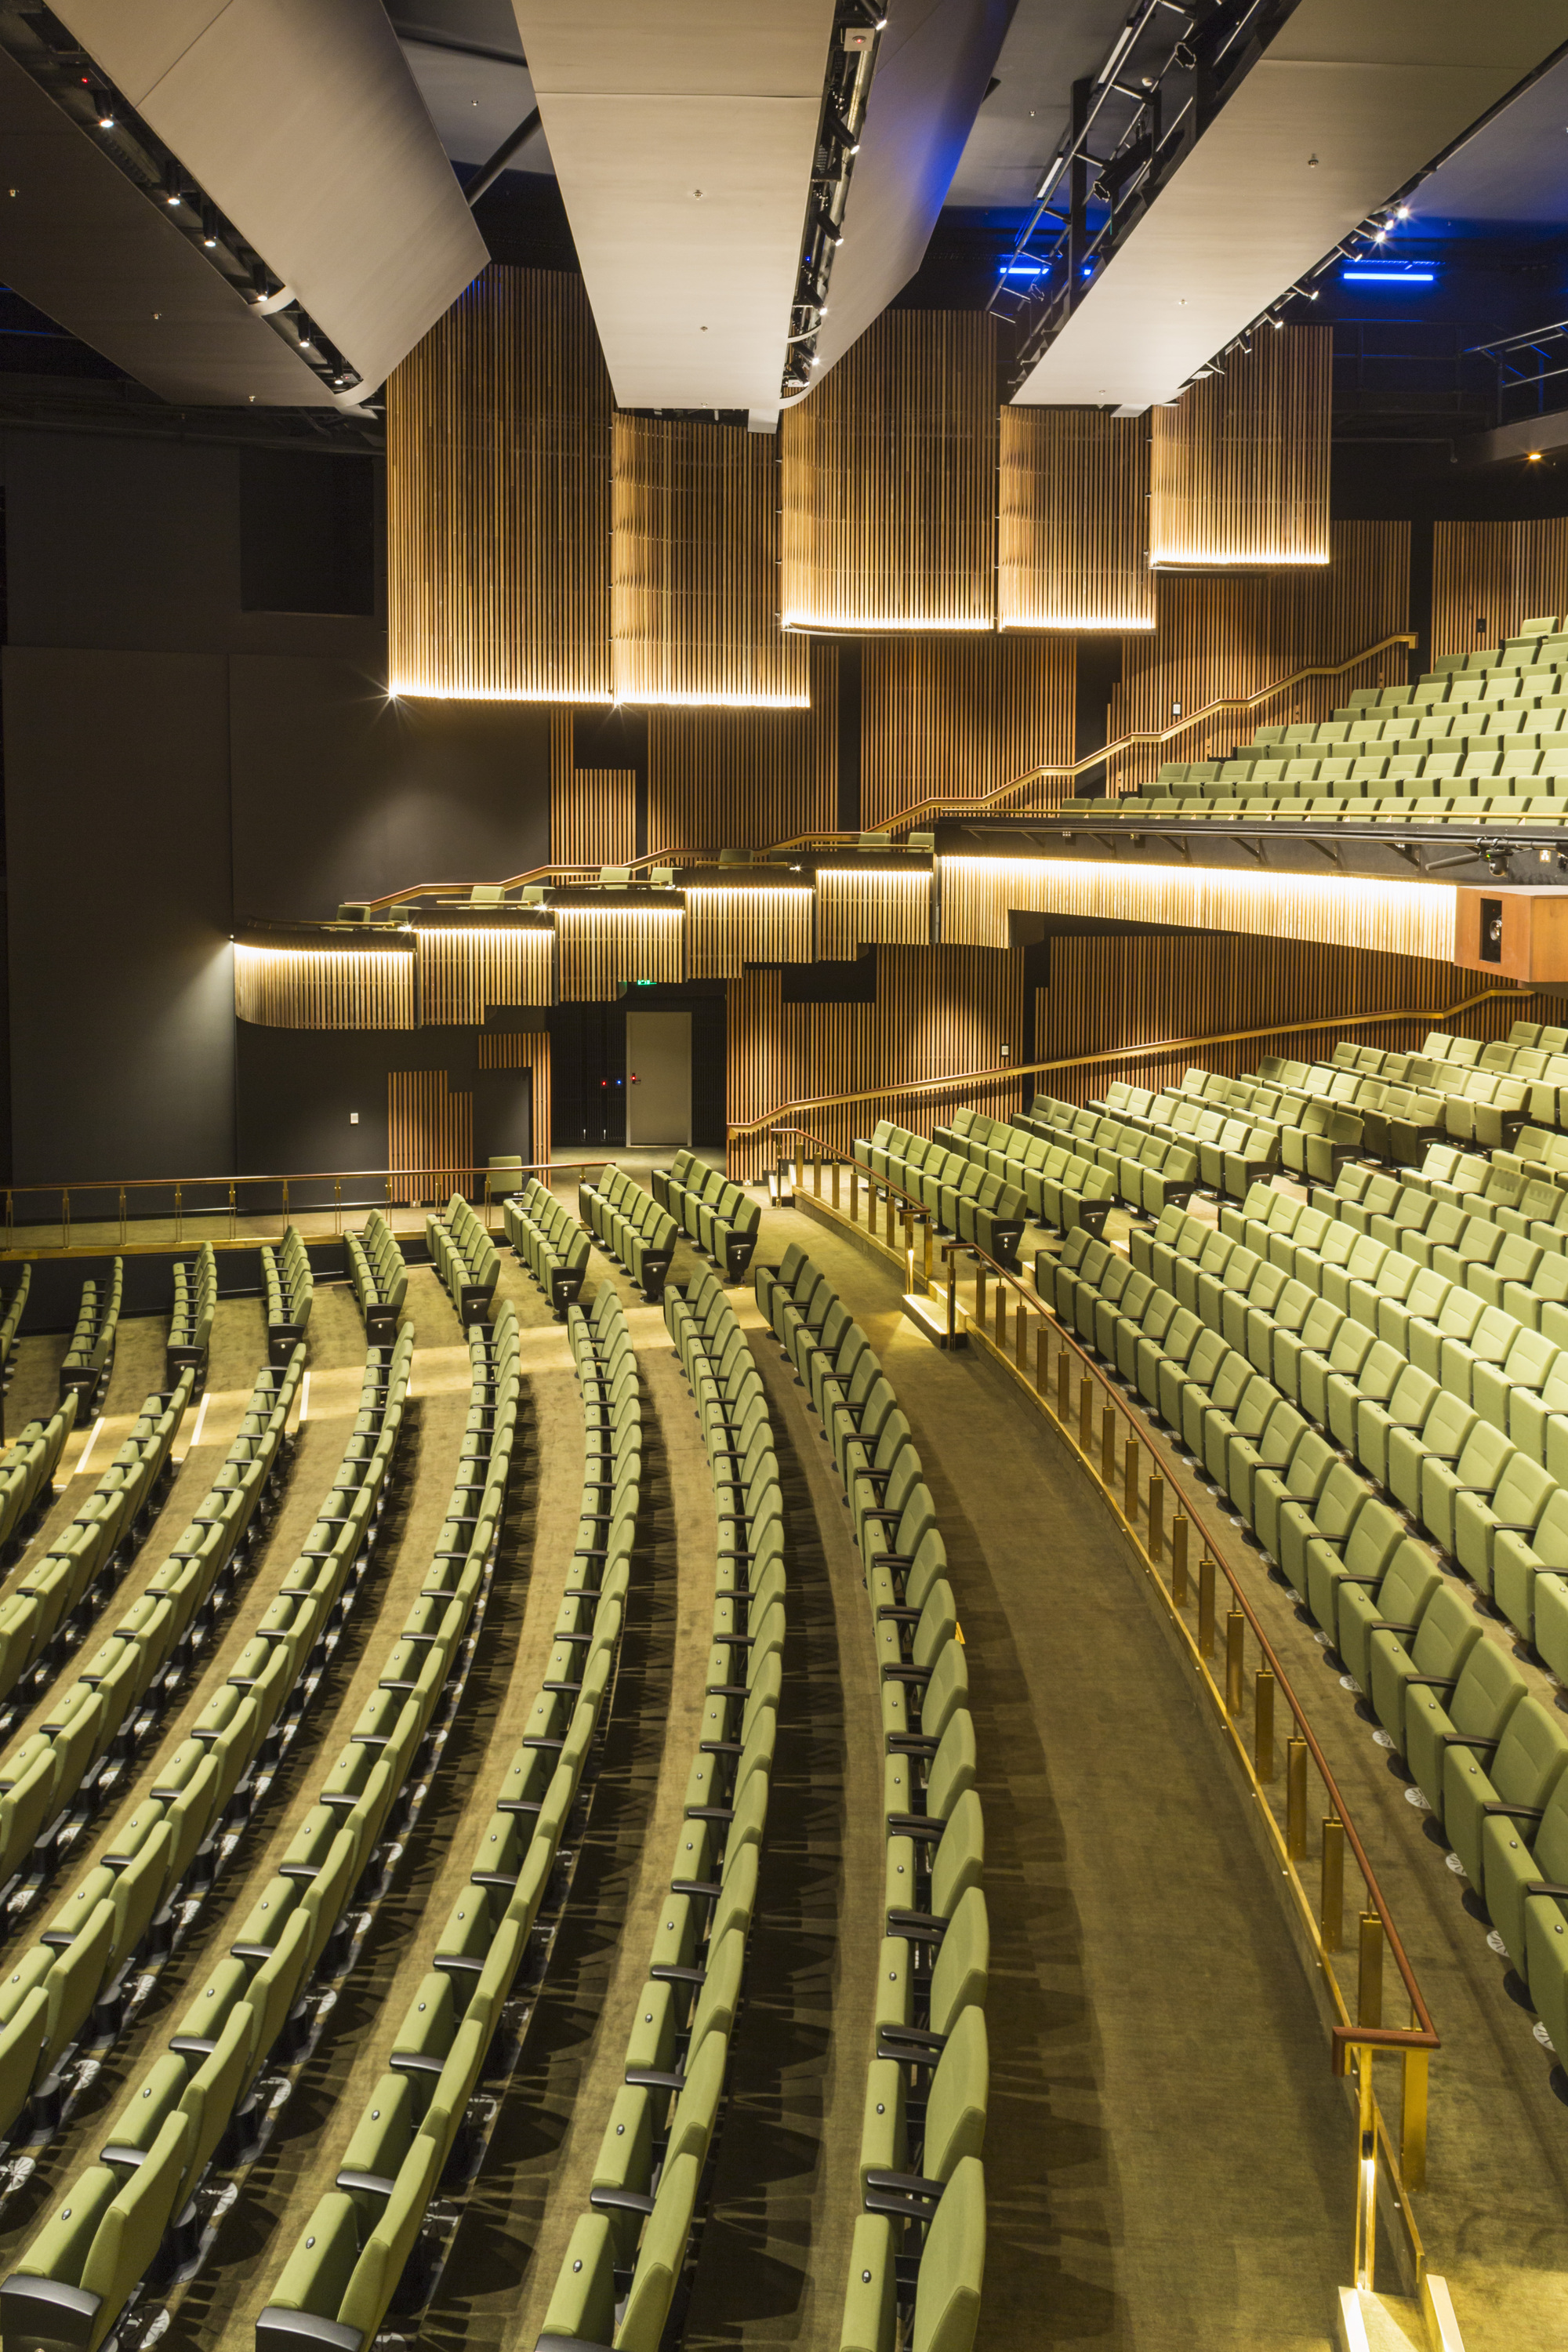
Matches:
[[626, 1011, 691, 1147]]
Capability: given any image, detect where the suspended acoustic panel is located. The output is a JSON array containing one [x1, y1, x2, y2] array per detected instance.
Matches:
[[997, 408, 1154, 633], [234, 942, 414, 1030], [1106, 520, 1409, 792], [612, 416, 808, 708], [815, 867, 932, 963], [649, 642, 838, 854], [556, 904, 685, 1001], [726, 946, 1028, 1180], [937, 855, 1455, 964], [387, 267, 613, 702], [780, 312, 997, 633], [1432, 520, 1568, 660], [388, 1069, 473, 1205], [1149, 328, 1332, 571], [415, 928, 555, 1025], [684, 886, 815, 979], [552, 772, 637, 870], [860, 636, 1074, 829]]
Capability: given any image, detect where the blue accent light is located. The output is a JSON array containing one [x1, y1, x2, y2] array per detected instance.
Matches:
[[1341, 266, 1435, 285]]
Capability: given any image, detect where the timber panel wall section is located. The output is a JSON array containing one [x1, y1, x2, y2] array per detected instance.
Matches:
[[387, 265, 613, 701], [998, 408, 1155, 633], [389, 1069, 474, 1203], [234, 943, 415, 1030], [1149, 325, 1332, 570], [1106, 520, 1410, 790], [1432, 520, 1568, 660], [477, 1028, 554, 1166], [726, 946, 1027, 1180], [612, 416, 809, 707], [552, 770, 638, 870], [860, 636, 1076, 827], [556, 903, 684, 1000], [779, 311, 998, 632], [685, 885, 815, 978], [1033, 931, 1526, 1102], [648, 641, 839, 853], [415, 927, 555, 1025]]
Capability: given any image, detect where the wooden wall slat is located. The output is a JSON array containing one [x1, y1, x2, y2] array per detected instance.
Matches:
[[1149, 325, 1333, 569], [780, 312, 998, 632], [477, 1029, 554, 1165], [937, 855, 1456, 964], [387, 265, 612, 702], [234, 944, 416, 1030], [1105, 520, 1410, 790], [998, 408, 1154, 632], [556, 904, 685, 1000], [815, 868, 933, 964], [388, 1069, 473, 1203], [684, 886, 815, 978], [551, 768, 637, 870], [415, 928, 555, 1025], [612, 414, 809, 708], [648, 641, 838, 854], [1431, 521, 1568, 659], [860, 636, 1076, 826]]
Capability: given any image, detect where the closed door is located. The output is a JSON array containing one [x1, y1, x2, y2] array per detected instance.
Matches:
[[626, 1011, 691, 1146]]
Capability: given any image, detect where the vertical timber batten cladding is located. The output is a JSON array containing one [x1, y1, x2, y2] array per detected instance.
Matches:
[[1431, 519, 1568, 660], [1149, 325, 1333, 572], [1034, 931, 1526, 1102], [388, 1069, 474, 1203], [611, 416, 810, 708], [1106, 520, 1410, 791], [556, 902, 685, 1001], [548, 710, 637, 869], [648, 641, 839, 853], [414, 927, 555, 1025], [234, 943, 416, 1031], [859, 636, 1076, 827], [815, 866, 934, 963], [937, 856, 1457, 964], [779, 311, 999, 633], [477, 1028, 554, 1167], [997, 408, 1155, 633], [727, 946, 1029, 1180], [387, 266, 613, 702], [684, 885, 815, 978]]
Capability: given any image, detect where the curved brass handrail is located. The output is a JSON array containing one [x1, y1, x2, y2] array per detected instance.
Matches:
[[350, 630, 1418, 912], [724, 983, 1531, 1150]]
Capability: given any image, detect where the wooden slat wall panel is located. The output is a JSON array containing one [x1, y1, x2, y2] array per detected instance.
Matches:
[[234, 944, 415, 1030], [1431, 521, 1568, 660], [557, 905, 685, 1000], [860, 636, 1075, 826], [684, 887, 815, 978], [727, 946, 1029, 1180], [648, 641, 839, 854], [1033, 931, 1525, 1100], [388, 1069, 473, 1204], [416, 928, 555, 1025], [477, 1029, 553, 1166], [1149, 325, 1332, 569], [998, 408, 1155, 632], [387, 265, 612, 702], [780, 312, 998, 632], [1106, 521, 1410, 790], [815, 868, 933, 963], [612, 415, 809, 708], [937, 855, 1456, 964], [551, 769, 637, 870]]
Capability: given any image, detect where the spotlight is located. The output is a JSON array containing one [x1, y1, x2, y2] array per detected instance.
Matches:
[[1396, 204, 1410, 220], [96, 100, 114, 129], [1528, 451, 1543, 463], [1484, 844, 1511, 878]]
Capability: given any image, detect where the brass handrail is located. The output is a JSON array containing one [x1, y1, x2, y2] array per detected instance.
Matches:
[[724, 984, 1531, 1152], [350, 630, 1418, 910]]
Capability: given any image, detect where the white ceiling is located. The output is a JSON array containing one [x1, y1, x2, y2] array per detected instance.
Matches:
[[54, 0, 488, 399], [946, 0, 1130, 210], [1013, 0, 1568, 410], [510, 1, 836, 412], [1408, 49, 1568, 228], [401, 39, 543, 169]]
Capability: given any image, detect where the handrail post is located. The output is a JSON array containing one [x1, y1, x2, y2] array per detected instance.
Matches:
[[1078, 1376, 1093, 1452], [1254, 1666, 1275, 1780], [1287, 1737, 1308, 1856], [174, 1180, 182, 1246], [945, 1246, 956, 1347], [62, 1188, 71, 1250], [119, 1186, 128, 1250], [334, 1176, 343, 1239], [1147, 1474, 1163, 1563], [1225, 1608, 1245, 1714], [1358, 1913, 1384, 2029], [1197, 1552, 1215, 1657], [1123, 1433, 1138, 1524], [1353, 2048, 1377, 2292], [227, 1181, 236, 1244], [1170, 1513, 1188, 1606], [1322, 1816, 1345, 1950], [1401, 2047, 1428, 2192], [1100, 1406, 1115, 1485]]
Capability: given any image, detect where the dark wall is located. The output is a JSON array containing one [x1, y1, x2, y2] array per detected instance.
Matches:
[[1, 429, 554, 1180]]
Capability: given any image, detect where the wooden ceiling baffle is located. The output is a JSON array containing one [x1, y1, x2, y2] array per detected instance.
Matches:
[[1149, 325, 1332, 572], [998, 407, 1155, 633]]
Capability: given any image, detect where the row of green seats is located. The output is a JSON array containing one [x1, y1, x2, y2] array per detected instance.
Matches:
[[913, 1108, 1116, 1236], [1, 1327, 426, 2350], [346, 1212, 407, 1340], [0, 1378, 188, 1740], [503, 1175, 590, 1316], [652, 1153, 761, 1282], [1036, 1210, 1568, 2085], [261, 1228, 313, 1370], [60, 1263, 122, 1410], [855, 1120, 1029, 1265], [168, 1244, 216, 1385], [578, 1168, 678, 1303], [0, 1268, 27, 1390], [425, 1196, 500, 1324], [535, 1271, 775, 2348], [750, 1240, 988, 2351], [1314, 1160, 1568, 1338]]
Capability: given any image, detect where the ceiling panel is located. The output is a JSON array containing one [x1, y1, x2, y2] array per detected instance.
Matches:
[[946, 0, 1131, 210], [1013, 0, 1568, 410], [399, 41, 540, 168]]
